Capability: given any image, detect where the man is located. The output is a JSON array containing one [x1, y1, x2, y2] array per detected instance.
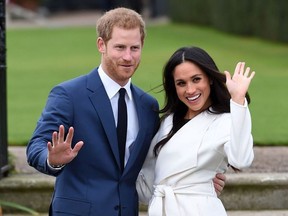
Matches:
[[27, 7, 225, 216]]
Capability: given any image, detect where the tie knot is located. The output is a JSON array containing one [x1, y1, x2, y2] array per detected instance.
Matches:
[[119, 88, 126, 97]]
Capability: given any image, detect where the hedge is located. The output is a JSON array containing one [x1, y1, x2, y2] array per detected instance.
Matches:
[[168, 0, 288, 43]]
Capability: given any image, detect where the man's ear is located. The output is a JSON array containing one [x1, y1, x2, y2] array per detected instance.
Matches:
[[97, 37, 106, 53]]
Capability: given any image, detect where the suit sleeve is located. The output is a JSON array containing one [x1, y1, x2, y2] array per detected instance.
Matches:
[[26, 85, 73, 176]]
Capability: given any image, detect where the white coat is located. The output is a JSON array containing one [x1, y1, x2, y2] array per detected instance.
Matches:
[[137, 99, 254, 216]]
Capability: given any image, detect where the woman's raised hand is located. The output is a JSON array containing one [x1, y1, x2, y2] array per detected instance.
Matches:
[[224, 62, 255, 105]]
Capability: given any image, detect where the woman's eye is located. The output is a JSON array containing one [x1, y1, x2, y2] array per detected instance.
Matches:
[[176, 81, 185, 86]]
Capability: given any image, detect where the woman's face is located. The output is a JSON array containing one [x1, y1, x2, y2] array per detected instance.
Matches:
[[173, 61, 212, 119]]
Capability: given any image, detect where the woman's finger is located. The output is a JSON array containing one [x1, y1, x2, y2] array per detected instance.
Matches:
[[244, 67, 251, 77], [248, 71, 256, 80], [234, 62, 242, 75]]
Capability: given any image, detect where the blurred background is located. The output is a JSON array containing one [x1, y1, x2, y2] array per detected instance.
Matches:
[[6, 0, 168, 20], [6, 0, 288, 43], [1, 0, 288, 214], [2, 0, 288, 146]]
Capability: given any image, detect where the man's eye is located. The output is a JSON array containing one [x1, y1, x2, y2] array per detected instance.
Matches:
[[131, 47, 140, 51]]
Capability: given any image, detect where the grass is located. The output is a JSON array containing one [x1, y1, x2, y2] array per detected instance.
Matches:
[[6, 23, 288, 145]]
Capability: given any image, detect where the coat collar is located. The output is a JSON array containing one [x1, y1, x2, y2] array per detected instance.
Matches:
[[155, 112, 217, 183]]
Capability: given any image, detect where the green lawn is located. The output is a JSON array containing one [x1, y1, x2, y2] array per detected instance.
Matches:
[[7, 23, 288, 145]]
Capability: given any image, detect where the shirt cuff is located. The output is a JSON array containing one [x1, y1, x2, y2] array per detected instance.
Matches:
[[46, 158, 65, 170]]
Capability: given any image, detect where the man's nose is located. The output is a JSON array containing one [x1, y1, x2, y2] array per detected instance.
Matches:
[[122, 50, 133, 61]]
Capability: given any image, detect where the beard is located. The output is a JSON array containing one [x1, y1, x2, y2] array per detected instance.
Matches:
[[102, 56, 141, 85]]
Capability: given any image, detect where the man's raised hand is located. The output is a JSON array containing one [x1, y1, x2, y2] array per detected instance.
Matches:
[[47, 125, 84, 167]]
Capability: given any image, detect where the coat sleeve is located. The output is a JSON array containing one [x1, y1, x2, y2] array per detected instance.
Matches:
[[136, 115, 173, 204], [136, 133, 158, 205], [224, 99, 254, 169]]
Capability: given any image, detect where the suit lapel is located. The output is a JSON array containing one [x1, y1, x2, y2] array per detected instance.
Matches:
[[123, 86, 148, 174], [87, 68, 121, 169]]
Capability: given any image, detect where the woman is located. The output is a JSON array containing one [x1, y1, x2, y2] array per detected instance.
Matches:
[[137, 46, 255, 215]]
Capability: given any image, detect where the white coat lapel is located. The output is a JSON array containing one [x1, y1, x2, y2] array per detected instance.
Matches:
[[155, 111, 217, 183]]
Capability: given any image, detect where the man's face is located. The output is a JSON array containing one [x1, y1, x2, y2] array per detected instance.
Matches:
[[97, 26, 143, 86]]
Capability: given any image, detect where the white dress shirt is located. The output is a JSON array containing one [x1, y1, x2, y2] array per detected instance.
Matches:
[[98, 65, 139, 165]]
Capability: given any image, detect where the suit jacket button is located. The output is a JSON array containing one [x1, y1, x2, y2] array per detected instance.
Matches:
[[114, 205, 120, 210]]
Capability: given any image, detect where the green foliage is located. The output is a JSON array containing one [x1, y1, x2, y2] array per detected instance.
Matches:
[[250, 0, 288, 42], [7, 24, 288, 145], [168, 0, 212, 25], [0, 200, 40, 215], [210, 0, 253, 35], [168, 0, 288, 43]]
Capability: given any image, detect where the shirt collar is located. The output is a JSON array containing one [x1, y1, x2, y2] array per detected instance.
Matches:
[[98, 65, 132, 100]]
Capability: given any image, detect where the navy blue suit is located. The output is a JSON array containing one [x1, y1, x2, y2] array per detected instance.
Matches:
[[27, 68, 159, 215]]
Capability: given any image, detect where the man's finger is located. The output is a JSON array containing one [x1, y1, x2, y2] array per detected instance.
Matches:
[[52, 131, 58, 147], [58, 125, 65, 143], [72, 141, 84, 155], [66, 127, 74, 144]]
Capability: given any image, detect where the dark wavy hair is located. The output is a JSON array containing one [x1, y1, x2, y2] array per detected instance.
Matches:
[[154, 46, 250, 159]]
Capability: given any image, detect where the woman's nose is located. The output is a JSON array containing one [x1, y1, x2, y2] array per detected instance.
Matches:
[[186, 83, 196, 94]]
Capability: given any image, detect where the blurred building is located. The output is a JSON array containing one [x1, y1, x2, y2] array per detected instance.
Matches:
[[7, 0, 168, 19]]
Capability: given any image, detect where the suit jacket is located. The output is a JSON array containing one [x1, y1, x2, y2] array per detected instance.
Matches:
[[26, 67, 160, 216]]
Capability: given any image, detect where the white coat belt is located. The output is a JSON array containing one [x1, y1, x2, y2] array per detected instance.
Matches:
[[148, 182, 216, 216]]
